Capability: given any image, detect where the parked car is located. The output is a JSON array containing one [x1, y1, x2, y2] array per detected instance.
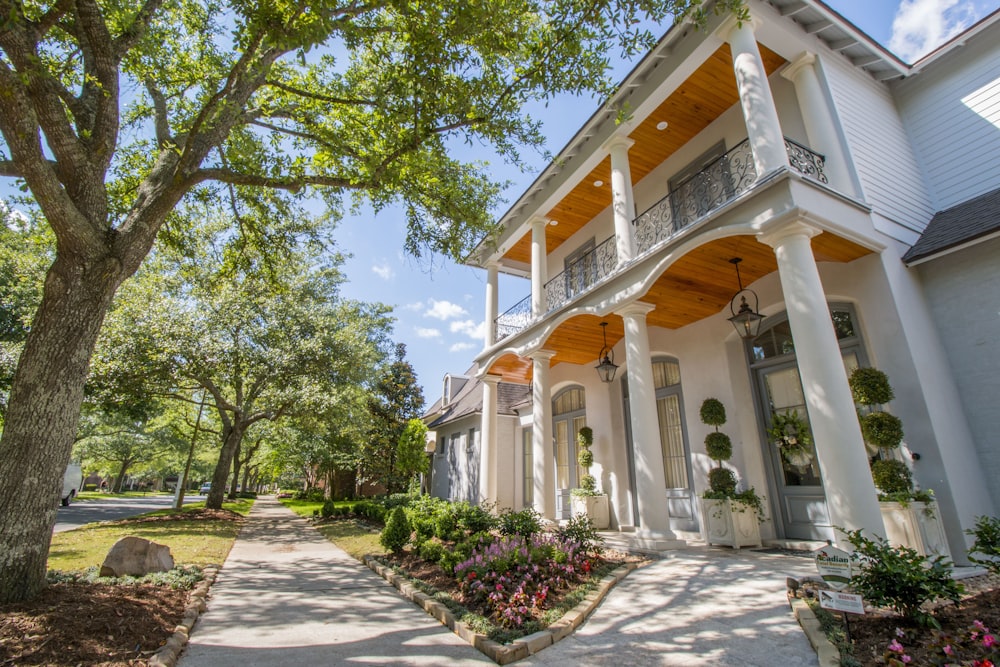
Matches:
[[61, 463, 83, 506], [199, 483, 212, 494]]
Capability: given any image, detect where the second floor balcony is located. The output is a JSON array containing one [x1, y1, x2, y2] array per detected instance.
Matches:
[[493, 137, 828, 343]]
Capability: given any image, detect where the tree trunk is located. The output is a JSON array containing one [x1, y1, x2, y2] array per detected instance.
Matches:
[[112, 459, 133, 494], [206, 423, 244, 510], [229, 439, 242, 499], [0, 255, 124, 603]]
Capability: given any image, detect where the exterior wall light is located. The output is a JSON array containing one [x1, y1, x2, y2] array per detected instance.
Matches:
[[727, 257, 764, 340], [595, 321, 619, 383]]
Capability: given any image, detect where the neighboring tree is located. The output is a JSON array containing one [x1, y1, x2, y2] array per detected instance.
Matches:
[[0, 0, 744, 602], [396, 418, 430, 492], [361, 344, 424, 493], [91, 218, 392, 510]]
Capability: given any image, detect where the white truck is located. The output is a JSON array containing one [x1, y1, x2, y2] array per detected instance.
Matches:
[[61, 463, 83, 506]]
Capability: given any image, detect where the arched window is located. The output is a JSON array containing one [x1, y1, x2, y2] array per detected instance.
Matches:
[[552, 387, 586, 520]]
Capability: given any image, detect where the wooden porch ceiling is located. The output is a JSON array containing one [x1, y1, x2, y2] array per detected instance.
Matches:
[[486, 233, 872, 385], [499, 43, 786, 267]]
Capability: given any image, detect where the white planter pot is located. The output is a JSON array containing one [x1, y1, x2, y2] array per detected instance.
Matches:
[[879, 501, 951, 559], [571, 494, 610, 530], [701, 498, 762, 550]]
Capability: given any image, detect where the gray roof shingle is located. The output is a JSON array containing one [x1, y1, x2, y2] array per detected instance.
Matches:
[[903, 187, 1000, 264]]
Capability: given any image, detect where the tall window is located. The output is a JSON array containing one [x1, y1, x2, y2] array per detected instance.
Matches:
[[653, 359, 689, 491], [553, 387, 586, 490], [522, 429, 533, 507]]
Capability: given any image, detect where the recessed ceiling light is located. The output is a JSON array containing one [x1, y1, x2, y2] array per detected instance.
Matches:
[[656, 121, 669, 131], [549, 220, 559, 226], [593, 180, 604, 187]]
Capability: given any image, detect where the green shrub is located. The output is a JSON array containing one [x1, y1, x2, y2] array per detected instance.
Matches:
[[452, 501, 497, 534], [497, 507, 542, 538], [860, 411, 904, 450], [380, 506, 411, 554], [967, 515, 1000, 575], [576, 426, 593, 447], [557, 515, 604, 553], [83, 484, 98, 491], [849, 367, 894, 405], [704, 431, 732, 463], [237, 491, 258, 498], [577, 448, 594, 468], [320, 499, 338, 518], [844, 529, 962, 627], [579, 474, 597, 493], [871, 459, 913, 495], [700, 398, 726, 427], [708, 467, 737, 495], [418, 540, 445, 563], [383, 493, 414, 510]]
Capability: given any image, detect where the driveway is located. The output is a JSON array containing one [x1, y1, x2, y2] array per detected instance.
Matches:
[[53, 493, 188, 532]]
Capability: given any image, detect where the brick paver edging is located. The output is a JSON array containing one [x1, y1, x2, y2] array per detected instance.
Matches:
[[148, 565, 220, 667], [789, 595, 841, 667], [364, 555, 640, 665]]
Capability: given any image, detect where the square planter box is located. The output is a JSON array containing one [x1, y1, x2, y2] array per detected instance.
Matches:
[[571, 494, 610, 530], [879, 501, 950, 559], [701, 498, 761, 550]]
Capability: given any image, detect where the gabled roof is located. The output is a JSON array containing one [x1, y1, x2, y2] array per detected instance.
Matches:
[[423, 364, 531, 429], [903, 187, 1000, 264]]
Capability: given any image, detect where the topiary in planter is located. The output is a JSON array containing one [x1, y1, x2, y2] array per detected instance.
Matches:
[[849, 367, 894, 405], [705, 431, 733, 463], [573, 426, 602, 497], [708, 467, 738, 496], [578, 448, 594, 468], [700, 398, 727, 428], [860, 411, 904, 450], [871, 459, 913, 495]]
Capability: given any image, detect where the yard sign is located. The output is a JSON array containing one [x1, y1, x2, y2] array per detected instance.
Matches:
[[814, 545, 852, 590]]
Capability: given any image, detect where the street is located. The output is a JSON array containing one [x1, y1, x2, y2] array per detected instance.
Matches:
[[53, 493, 196, 533]]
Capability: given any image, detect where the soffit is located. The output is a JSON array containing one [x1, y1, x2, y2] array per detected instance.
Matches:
[[498, 43, 786, 267]]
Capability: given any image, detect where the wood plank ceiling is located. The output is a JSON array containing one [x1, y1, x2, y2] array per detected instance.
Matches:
[[499, 42, 786, 266], [486, 233, 873, 385]]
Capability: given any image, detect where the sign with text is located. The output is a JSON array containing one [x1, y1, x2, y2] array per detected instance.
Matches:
[[814, 545, 852, 590], [818, 589, 865, 615]]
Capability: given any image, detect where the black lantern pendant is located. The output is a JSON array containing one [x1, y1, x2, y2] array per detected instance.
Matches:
[[727, 257, 764, 340], [595, 321, 619, 383]]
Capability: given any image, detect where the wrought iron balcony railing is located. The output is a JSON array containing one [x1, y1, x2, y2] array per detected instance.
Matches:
[[492, 137, 827, 342]]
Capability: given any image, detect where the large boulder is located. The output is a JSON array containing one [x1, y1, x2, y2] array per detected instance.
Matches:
[[99, 536, 174, 577]]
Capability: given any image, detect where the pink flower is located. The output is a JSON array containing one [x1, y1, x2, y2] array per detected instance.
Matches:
[[895, 628, 905, 638], [943, 645, 954, 655], [984, 634, 996, 648], [901, 656, 911, 664], [888, 639, 904, 653]]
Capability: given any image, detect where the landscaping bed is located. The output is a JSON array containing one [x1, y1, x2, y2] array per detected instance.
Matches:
[[1, 503, 248, 666]]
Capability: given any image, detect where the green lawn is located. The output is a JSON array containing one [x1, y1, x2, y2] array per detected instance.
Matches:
[[75, 490, 173, 501], [279, 498, 384, 560], [48, 499, 253, 572]]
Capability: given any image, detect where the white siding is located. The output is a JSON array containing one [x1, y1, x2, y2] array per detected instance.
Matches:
[[894, 33, 1000, 210], [824, 56, 936, 238], [916, 237, 1000, 511]]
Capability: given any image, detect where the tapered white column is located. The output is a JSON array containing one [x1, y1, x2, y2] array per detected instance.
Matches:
[[530, 350, 556, 519], [719, 16, 788, 176], [485, 261, 499, 348], [781, 52, 854, 192], [616, 303, 678, 543], [758, 222, 884, 540], [606, 136, 636, 263], [530, 218, 548, 319], [479, 374, 501, 506]]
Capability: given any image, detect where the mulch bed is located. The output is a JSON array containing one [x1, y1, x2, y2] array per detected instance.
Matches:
[[107, 508, 245, 525], [0, 583, 188, 666], [809, 574, 1000, 666]]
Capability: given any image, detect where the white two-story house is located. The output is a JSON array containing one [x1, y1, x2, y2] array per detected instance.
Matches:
[[428, 0, 1000, 559]]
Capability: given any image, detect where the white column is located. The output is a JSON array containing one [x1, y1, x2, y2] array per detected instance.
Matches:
[[719, 16, 788, 176], [479, 374, 501, 507], [606, 136, 636, 263], [758, 221, 884, 540], [780, 52, 854, 192], [484, 261, 499, 348], [530, 350, 556, 520], [616, 302, 679, 544], [530, 218, 548, 319]]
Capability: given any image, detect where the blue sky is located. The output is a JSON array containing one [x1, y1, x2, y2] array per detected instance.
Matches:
[[335, 0, 999, 405]]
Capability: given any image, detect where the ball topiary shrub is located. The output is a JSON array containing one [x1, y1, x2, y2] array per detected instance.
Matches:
[[871, 459, 913, 495], [708, 468, 738, 496], [700, 398, 727, 428], [860, 411, 904, 450], [849, 367, 894, 405], [705, 431, 733, 463]]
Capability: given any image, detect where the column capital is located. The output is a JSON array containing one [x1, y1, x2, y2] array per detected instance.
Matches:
[[481, 373, 502, 386], [601, 134, 635, 154], [529, 349, 557, 362], [715, 13, 761, 42], [781, 51, 818, 83], [529, 216, 552, 231], [615, 301, 656, 319], [757, 220, 822, 249], [485, 259, 500, 270]]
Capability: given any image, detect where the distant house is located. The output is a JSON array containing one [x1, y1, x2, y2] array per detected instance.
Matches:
[[431, 0, 1000, 559]]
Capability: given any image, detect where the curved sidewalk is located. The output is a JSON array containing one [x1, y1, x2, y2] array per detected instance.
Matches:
[[180, 497, 819, 666]]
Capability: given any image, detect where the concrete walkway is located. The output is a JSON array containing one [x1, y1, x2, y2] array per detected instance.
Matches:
[[180, 497, 819, 666]]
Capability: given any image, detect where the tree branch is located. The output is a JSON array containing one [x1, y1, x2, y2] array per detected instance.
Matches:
[[263, 79, 376, 107], [188, 168, 357, 192], [113, 0, 166, 58]]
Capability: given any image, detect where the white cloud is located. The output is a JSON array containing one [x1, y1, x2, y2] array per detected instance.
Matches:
[[372, 262, 395, 281], [450, 319, 487, 340], [414, 327, 441, 339], [888, 0, 981, 62], [425, 299, 468, 320], [449, 342, 476, 353], [402, 301, 424, 312]]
